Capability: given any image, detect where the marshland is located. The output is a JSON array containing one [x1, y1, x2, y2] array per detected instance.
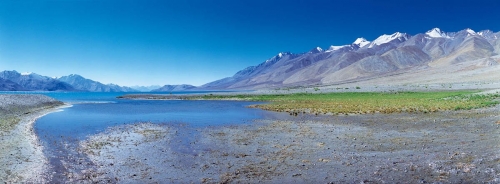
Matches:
[[121, 90, 500, 115]]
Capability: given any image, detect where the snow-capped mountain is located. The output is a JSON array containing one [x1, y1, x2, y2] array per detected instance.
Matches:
[[201, 28, 500, 90], [367, 32, 409, 48], [326, 45, 348, 52], [309, 47, 323, 53], [58, 74, 138, 92], [465, 28, 476, 36], [3, 28, 497, 91], [425, 28, 449, 38], [353, 37, 371, 47], [326, 38, 370, 53]]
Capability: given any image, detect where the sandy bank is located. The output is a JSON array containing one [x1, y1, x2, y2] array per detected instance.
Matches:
[[78, 105, 500, 183], [0, 95, 65, 183]]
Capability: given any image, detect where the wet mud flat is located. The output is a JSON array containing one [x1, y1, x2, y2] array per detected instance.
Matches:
[[77, 106, 500, 183]]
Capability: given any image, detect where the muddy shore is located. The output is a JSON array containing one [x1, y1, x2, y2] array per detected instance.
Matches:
[[79, 105, 500, 183], [0, 95, 64, 182]]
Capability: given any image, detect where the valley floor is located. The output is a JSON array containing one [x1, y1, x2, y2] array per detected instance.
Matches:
[[2, 90, 500, 183], [78, 103, 500, 183]]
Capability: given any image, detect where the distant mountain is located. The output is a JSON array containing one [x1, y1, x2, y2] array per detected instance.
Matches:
[[0, 71, 140, 92], [58, 74, 138, 92], [200, 28, 500, 89], [151, 84, 197, 92], [130, 85, 162, 92], [0, 71, 75, 91]]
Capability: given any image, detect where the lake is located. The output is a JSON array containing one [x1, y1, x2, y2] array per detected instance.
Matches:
[[3, 91, 281, 181]]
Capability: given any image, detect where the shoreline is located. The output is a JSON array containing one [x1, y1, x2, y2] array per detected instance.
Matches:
[[118, 90, 500, 117], [0, 94, 69, 182], [117, 85, 500, 101], [76, 104, 500, 183]]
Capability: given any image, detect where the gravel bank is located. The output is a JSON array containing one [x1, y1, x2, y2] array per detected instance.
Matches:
[[0, 94, 64, 183], [78, 105, 500, 183]]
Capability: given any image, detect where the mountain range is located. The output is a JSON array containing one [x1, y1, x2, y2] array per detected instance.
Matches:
[[57, 74, 138, 92], [0, 71, 76, 91], [0, 71, 198, 92], [0, 71, 141, 92], [2, 28, 499, 92], [200, 28, 500, 89]]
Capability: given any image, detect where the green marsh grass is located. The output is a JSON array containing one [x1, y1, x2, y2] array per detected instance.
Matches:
[[200, 91, 500, 115]]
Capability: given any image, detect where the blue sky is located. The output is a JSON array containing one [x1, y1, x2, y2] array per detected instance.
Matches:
[[1, 0, 500, 86]]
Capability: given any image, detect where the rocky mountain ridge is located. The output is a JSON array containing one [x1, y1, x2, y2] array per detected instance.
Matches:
[[200, 28, 500, 89]]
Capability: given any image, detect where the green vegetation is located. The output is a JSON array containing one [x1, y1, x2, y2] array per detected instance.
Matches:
[[198, 91, 500, 115], [0, 98, 63, 133], [0, 115, 20, 134], [86, 141, 112, 150]]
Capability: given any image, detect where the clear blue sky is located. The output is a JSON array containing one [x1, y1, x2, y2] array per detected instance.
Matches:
[[1, 0, 499, 86]]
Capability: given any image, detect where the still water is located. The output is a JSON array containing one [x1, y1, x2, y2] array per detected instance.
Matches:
[[35, 92, 269, 140], [4, 91, 277, 181]]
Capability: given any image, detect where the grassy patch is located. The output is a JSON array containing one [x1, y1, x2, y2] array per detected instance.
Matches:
[[0, 115, 20, 134], [198, 91, 500, 115], [86, 141, 112, 150], [135, 128, 166, 140]]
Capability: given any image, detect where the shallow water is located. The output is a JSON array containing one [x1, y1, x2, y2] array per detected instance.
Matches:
[[36, 99, 269, 140], [4, 91, 276, 182]]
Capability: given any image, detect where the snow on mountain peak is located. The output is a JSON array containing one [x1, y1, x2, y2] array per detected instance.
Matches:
[[316, 47, 323, 52], [22, 72, 46, 80], [326, 45, 347, 52], [277, 52, 292, 57], [425, 28, 449, 38], [353, 37, 370, 47], [478, 30, 491, 36], [465, 28, 476, 35], [368, 32, 408, 48], [266, 52, 287, 63], [325, 38, 370, 52], [477, 30, 493, 36], [309, 47, 323, 53], [478, 30, 497, 39]]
